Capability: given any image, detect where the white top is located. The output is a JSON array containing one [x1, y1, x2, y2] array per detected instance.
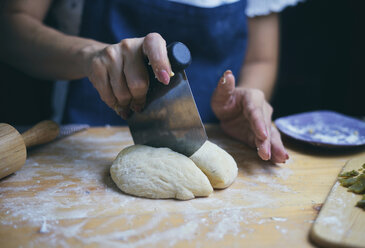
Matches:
[[169, 0, 304, 17], [51, 0, 304, 35], [168, 0, 239, 8], [245, 0, 304, 17]]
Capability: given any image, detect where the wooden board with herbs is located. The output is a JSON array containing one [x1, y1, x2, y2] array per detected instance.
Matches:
[[310, 155, 365, 248]]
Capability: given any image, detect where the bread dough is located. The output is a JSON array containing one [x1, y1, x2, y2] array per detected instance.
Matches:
[[110, 141, 237, 200], [190, 141, 237, 189], [110, 145, 213, 200]]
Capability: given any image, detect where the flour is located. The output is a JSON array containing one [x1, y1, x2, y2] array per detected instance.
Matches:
[[243, 165, 295, 193], [207, 208, 257, 240], [254, 175, 292, 193], [0, 129, 297, 247], [271, 217, 287, 222], [311, 132, 360, 144], [257, 217, 287, 225], [277, 117, 365, 145], [315, 182, 346, 235], [275, 225, 288, 234], [39, 219, 49, 234]]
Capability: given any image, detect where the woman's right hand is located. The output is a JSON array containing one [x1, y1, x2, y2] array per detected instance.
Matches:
[[84, 33, 173, 119]]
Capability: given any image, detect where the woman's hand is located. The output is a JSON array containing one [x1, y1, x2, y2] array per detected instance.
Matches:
[[211, 70, 289, 163], [84, 33, 173, 119]]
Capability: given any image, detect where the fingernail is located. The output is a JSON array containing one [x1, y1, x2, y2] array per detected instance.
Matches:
[[285, 153, 289, 160], [224, 70, 232, 76], [257, 144, 270, 161], [113, 105, 119, 114], [118, 107, 130, 119], [119, 111, 128, 119], [222, 77, 226, 84], [132, 105, 143, 113], [169, 71, 175, 77], [157, 69, 170, 85]]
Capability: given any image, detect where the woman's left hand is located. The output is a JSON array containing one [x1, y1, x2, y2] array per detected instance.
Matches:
[[211, 70, 289, 163]]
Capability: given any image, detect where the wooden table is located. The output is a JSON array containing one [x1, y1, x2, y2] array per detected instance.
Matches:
[[1, 125, 364, 248]]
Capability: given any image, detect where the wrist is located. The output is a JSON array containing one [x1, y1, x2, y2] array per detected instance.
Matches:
[[78, 42, 108, 77]]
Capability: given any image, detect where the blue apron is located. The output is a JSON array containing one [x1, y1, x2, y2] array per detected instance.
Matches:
[[63, 0, 248, 125]]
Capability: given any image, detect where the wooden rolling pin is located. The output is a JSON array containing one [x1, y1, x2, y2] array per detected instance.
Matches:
[[0, 120, 59, 179]]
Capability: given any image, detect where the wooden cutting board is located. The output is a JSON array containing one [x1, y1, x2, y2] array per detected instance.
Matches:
[[0, 125, 364, 248], [310, 155, 365, 248]]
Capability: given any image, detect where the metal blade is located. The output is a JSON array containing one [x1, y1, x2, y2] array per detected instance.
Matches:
[[127, 70, 207, 157], [58, 124, 89, 139], [15, 124, 89, 139]]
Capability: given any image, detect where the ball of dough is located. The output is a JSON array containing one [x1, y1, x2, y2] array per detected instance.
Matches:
[[190, 141, 237, 189], [110, 145, 213, 200]]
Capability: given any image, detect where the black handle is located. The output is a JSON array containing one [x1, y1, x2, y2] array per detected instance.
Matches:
[[167, 42, 192, 73]]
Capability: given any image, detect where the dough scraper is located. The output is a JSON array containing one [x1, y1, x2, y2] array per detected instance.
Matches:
[[127, 42, 207, 157]]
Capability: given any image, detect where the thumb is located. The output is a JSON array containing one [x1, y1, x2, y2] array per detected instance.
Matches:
[[211, 70, 236, 119], [212, 70, 235, 106]]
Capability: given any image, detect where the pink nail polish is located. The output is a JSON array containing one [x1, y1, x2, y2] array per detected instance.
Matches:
[[221, 77, 226, 84], [119, 111, 127, 119], [118, 108, 130, 119], [134, 105, 142, 113], [157, 69, 170, 85]]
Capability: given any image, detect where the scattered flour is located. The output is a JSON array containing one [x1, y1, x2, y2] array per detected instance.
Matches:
[[276, 113, 365, 145], [314, 182, 350, 236], [39, 219, 49, 234], [275, 225, 288, 234], [257, 217, 287, 225], [0, 129, 297, 247], [207, 208, 257, 240], [271, 217, 287, 222]]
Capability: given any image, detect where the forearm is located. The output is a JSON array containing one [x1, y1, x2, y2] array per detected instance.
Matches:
[[238, 59, 277, 100], [0, 12, 107, 80], [238, 13, 279, 101]]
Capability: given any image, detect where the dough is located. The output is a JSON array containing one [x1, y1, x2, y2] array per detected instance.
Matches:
[[190, 141, 237, 189], [110, 145, 213, 200]]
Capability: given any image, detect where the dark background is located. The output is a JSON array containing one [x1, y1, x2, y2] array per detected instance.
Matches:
[[272, 0, 365, 118], [0, 0, 364, 125]]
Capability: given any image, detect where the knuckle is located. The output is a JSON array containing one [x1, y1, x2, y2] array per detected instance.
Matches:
[[115, 92, 131, 106], [120, 38, 134, 52], [144, 33, 166, 52], [254, 89, 265, 99], [128, 80, 148, 93], [249, 107, 259, 118], [104, 46, 118, 63], [243, 102, 254, 116], [242, 94, 250, 107], [145, 32, 164, 43], [245, 106, 259, 120]]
